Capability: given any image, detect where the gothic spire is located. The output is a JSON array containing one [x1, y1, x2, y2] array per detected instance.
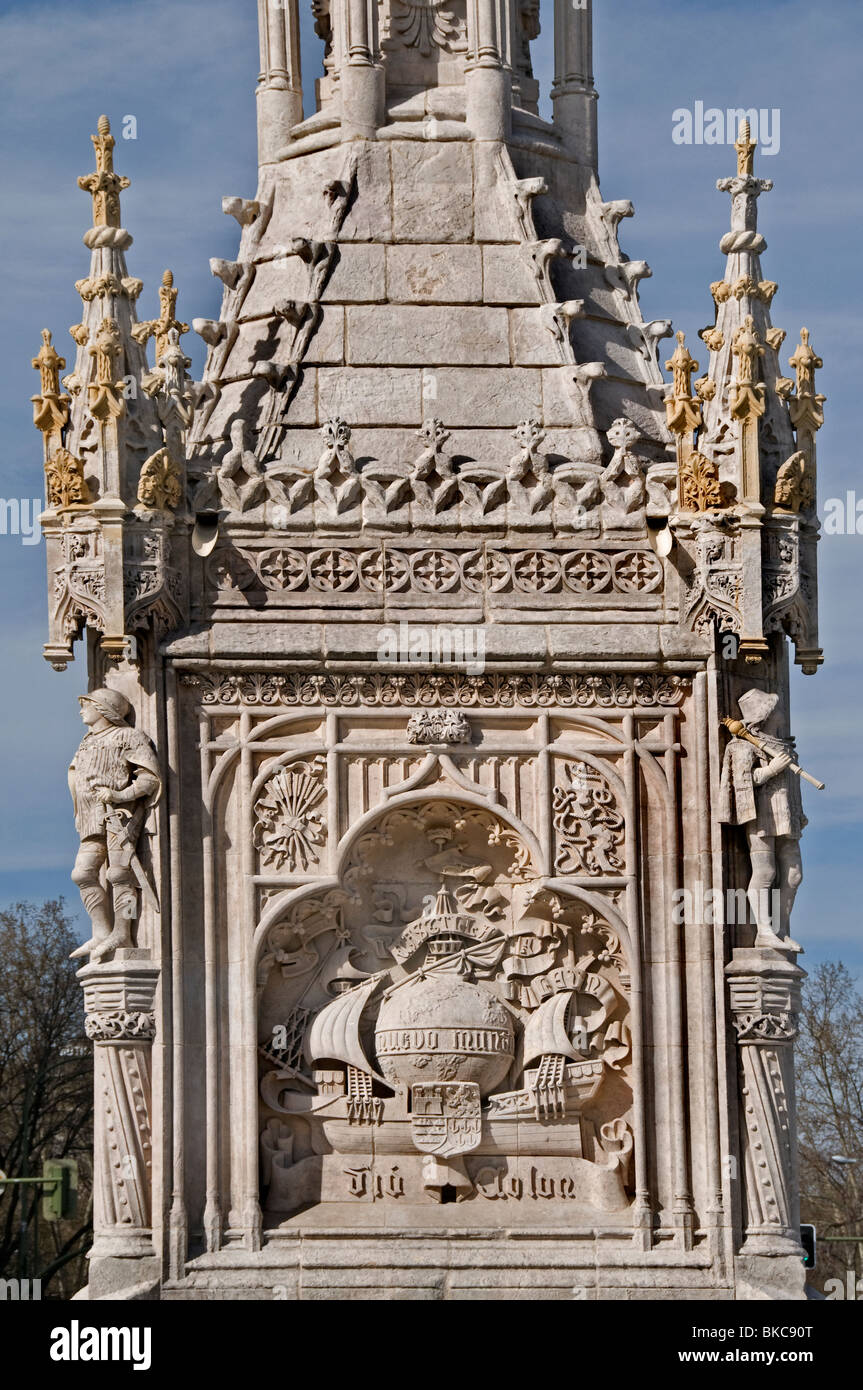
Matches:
[[696, 119, 794, 504], [32, 117, 188, 668], [60, 114, 161, 492], [668, 120, 825, 672]]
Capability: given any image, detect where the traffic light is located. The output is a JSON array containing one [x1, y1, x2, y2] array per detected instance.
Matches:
[[41, 1159, 78, 1222], [800, 1223, 816, 1270]]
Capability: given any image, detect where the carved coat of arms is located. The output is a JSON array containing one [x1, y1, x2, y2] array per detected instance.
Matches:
[[410, 1082, 482, 1157]]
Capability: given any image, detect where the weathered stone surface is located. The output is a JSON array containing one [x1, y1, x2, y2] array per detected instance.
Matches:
[[510, 308, 571, 366], [473, 145, 524, 243], [423, 367, 542, 425], [339, 144, 394, 243], [278, 365, 318, 425], [391, 141, 473, 243], [317, 366, 423, 424], [541, 366, 598, 429], [322, 244, 387, 302], [482, 245, 542, 305], [240, 258, 308, 317], [573, 317, 655, 384], [386, 244, 482, 304], [260, 147, 357, 245], [347, 306, 509, 365], [209, 622, 325, 658], [296, 307, 344, 364], [548, 623, 662, 661], [590, 377, 670, 443]]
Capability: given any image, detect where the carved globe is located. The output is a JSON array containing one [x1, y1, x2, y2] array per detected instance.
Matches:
[[374, 973, 515, 1096]]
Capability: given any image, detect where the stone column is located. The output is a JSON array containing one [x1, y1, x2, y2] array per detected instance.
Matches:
[[726, 948, 807, 1296], [257, 0, 304, 163], [465, 0, 514, 141], [79, 954, 161, 1297], [336, 0, 385, 139], [551, 0, 598, 169]]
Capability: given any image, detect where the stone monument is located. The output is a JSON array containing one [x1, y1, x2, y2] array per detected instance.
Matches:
[[31, 1, 826, 1299]]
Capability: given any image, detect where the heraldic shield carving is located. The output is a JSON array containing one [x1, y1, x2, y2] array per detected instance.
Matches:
[[257, 798, 635, 1218], [411, 1083, 482, 1157]]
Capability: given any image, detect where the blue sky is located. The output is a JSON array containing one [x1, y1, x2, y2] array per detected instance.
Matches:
[[0, 0, 859, 969]]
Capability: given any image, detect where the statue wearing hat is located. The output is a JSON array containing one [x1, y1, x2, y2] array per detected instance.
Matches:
[[69, 688, 162, 961], [718, 688, 807, 952]]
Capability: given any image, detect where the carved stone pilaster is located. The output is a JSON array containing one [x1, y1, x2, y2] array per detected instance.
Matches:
[[78, 956, 159, 1266], [726, 949, 804, 1258]]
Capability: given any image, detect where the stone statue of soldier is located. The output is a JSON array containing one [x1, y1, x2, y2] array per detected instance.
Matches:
[[69, 688, 161, 961], [718, 688, 805, 952]]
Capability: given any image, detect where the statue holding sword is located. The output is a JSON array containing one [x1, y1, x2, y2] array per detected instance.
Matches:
[[68, 688, 161, 961], [719, 688, 824, 953]]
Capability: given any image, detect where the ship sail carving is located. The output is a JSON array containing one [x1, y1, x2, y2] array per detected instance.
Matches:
[[522, 990, 582, 1067], [307, 974, 384, 1080]]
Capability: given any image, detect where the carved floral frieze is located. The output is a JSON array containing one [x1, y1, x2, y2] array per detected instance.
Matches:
[[181, 671, 691, 709], [85, 1010, 157, 1042], [206, 544, 665, 600]]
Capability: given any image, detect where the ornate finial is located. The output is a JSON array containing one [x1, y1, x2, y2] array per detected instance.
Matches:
[[735, 119, 757, 176], [92, 115, 116, 174], [32, 328, 65, 397], [77, 115, 130, 229], [132, 269, 190, 365], [87, 317, 126, 419], [789, 328, 822, 400], [788, 328, 826, 434], [717, 121, 772, 260], [667, 332, 698, 396], [31, 329, 70, 436], [732, 315, 765, 386], [664, 332, 702, 436], [729, 316, 767, 424], [158, 327, 193, 394]]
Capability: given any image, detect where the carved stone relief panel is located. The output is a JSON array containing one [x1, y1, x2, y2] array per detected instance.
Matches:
[[182, 675, 689, 1231], [553, 760, 626, 877], [257, 799, 634, 1219]]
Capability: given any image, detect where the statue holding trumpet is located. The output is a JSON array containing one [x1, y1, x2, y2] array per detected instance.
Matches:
[[719, 689, 825, 953]]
